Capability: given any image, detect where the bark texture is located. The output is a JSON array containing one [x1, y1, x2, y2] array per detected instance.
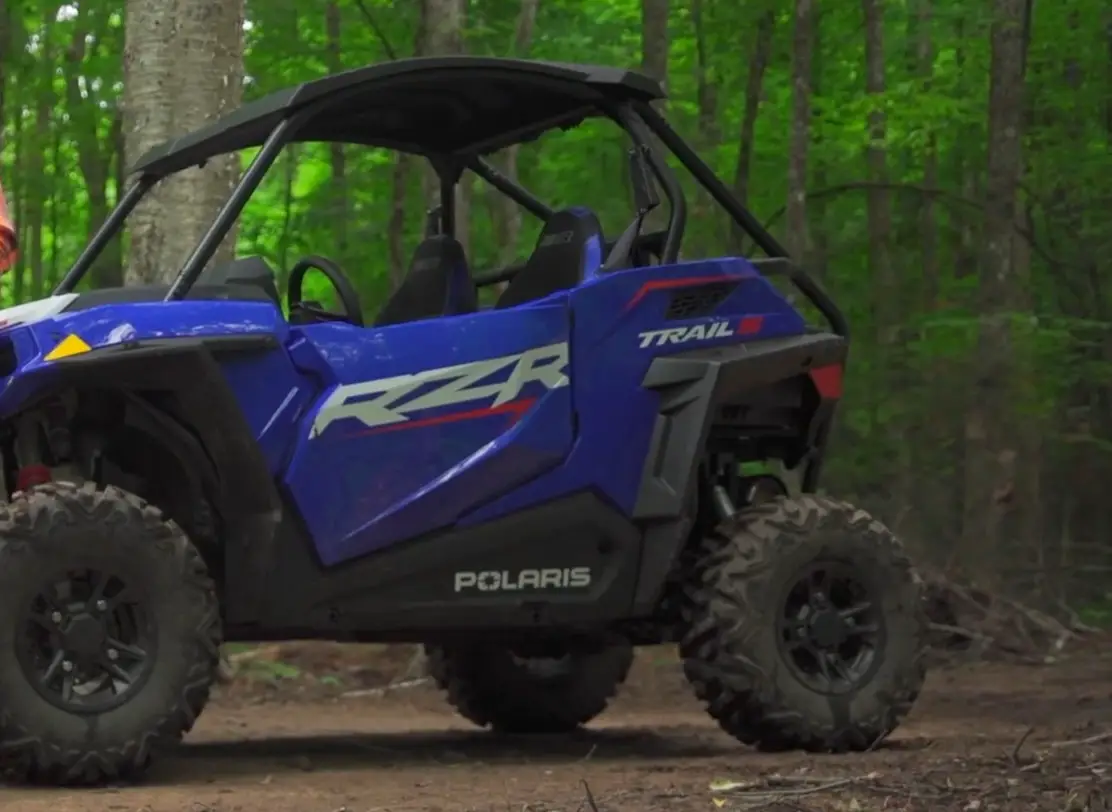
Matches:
[[123, 0, 245, 285]]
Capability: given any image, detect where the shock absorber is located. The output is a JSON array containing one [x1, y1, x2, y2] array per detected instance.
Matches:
[[13, 411, 52, 493]]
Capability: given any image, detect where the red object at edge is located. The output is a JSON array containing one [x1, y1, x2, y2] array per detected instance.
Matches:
[[16, 464, 52, 493], [0, 180, 18, 275]]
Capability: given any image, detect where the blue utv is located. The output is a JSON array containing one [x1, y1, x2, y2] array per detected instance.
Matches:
[[0, 57, 927, 785]]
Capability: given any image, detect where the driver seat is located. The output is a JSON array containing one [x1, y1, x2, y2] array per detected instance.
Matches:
[[374, 235, 478, 327]]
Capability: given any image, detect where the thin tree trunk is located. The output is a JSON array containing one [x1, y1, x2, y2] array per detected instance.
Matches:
[[960, 0, 1030, 582], [952, 18, 979, 281], [387, 156, 411, 287], [11, 107, 24, 302], [387, 17, 426, 288], [48, 125, 61, 287], [65, 12, 120, 287], [640, 0, 669, 90], [412, 0, 469, 253], [786, 0, 813, 262], [862, 0, 893, 339], [326, 0, 349, 263], [493, 0, 539, 266], [809, 7, 828, 277], [689, 0, 719, 256], [915, 0, 939, 307], [731, 11, 774, 255], [29, 34, 53, 300]]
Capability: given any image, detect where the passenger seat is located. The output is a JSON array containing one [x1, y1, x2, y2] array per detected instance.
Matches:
[[374, 235, 478, 327], [495, 207, 604, 308]]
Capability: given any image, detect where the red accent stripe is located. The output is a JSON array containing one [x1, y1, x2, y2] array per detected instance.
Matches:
[[737, 315, 764, 335], [624, 275, 743, 312], [809, 364, 843, 399], [351, 397, 538, 437]]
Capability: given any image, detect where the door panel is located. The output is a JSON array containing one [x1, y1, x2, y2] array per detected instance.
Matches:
[[282, 303, 573, 566]]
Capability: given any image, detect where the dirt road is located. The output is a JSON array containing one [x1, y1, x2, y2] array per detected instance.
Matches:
[[4, 645, 1112, 812]]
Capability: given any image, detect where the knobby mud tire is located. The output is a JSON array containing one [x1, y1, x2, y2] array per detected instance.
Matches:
[[425, 641, 633, 734], [680, 495, 927, 752], [0, 482, 221, 785]]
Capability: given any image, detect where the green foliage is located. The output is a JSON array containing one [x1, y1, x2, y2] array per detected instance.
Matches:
[[0, 0, 1110, 602]]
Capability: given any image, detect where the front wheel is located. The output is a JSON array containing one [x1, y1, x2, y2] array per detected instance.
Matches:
[[0, 483, 221, 784], [426, 639, 633, 734], [680, 495, 927, 752]]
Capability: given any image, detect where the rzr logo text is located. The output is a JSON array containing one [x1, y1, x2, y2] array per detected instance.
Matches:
[[311, 342, 569, 437]]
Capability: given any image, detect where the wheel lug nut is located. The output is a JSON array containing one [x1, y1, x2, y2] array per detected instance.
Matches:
[[95, 600, 107, 612], [62, 660, 74, 672], [107, 649, 118, 661], [51, 611, 63, 624]]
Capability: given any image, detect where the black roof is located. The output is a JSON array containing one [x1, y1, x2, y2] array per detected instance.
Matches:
[[131, 57, 664, 177]]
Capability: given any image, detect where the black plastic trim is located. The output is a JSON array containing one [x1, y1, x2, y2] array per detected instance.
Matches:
[[41, 336, 283, 623], [229, 491, 644, 641], [628, 333, 847, 613]]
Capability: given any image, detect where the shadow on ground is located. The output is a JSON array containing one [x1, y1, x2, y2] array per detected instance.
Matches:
[[150, 726, 732, 784]]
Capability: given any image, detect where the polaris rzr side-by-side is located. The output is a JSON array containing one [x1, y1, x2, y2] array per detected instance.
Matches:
[[0, 57, 927, 785]]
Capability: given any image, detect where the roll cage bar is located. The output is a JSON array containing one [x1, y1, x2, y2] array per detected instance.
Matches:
[[55, 67, 846, 339]]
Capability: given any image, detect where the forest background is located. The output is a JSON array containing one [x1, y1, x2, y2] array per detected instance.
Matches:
[[0, 0, 1109, 617]]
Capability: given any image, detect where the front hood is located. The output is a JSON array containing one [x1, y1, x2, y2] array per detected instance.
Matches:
[[0, 294, 78, 330]]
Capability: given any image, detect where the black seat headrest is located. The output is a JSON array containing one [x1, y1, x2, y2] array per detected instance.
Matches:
[[495, 208, 603, 309], [374, 236, 477, 327]]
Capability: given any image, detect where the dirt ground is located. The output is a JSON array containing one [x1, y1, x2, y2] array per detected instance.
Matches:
[[4, 641, 1112, 812]]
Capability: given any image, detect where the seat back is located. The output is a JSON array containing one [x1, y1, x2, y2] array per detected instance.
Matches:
[[495, 207, 603, 309], [374, 235, 477, 327]]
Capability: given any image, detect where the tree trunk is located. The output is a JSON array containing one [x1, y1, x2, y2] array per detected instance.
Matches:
[[640, 0, 669, 90], [387, 16, 427, 287], [914, 0, 939, 308], [786, 0, 813, 262], [493, 0, 539, 266], [862, 0, 893, 338], [11, 104, 24, 302], [808, 7, 828, 278], [688, 0, 719, 256], [387, 155, 411, 287], [65, 11, 122, 288], [29, 32, 52, 300], [960, 0, 1030, 582], [326, 0, 349, 263], [731, 10, 774, 254], [420, 0, 468, 246], [123, 0, 245, 285]]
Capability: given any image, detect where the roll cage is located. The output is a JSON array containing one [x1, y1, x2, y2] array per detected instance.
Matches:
[[54, 56, 846, 338]]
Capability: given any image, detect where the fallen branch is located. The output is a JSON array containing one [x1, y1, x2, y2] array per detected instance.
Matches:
[[339, 677, 430, 699], [581, 779, 601, 812], [1050, 731, 1112, 749], [1011, 726, 1035, 765]]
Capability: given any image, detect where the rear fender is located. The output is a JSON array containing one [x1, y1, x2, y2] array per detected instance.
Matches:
[[629, 332, 847, 614]]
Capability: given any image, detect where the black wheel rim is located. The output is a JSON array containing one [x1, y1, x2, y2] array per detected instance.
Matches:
[[776, 562, 883, 695], [16, 569, 156, 713]]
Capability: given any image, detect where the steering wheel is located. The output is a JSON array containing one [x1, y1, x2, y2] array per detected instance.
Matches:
[[287, 255, 364, 327]]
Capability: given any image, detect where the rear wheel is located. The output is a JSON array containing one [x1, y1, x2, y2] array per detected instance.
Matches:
[[426, 638, 632, 734], [0, 483, 221, 784], [680, 495, 927, 752]]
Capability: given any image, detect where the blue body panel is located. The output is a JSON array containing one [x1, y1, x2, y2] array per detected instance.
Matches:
[[0, 256, 807, 569]]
